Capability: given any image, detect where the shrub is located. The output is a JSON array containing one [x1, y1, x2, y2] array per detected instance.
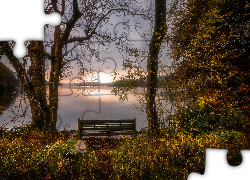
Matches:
[[0, 127, 98, 179], [1, 125, 249, 179], [110, 129, 249, 179]]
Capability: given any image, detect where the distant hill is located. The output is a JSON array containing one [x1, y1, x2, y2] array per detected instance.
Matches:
[[0, 62, 17, 91], [111, 75, 171, 87]]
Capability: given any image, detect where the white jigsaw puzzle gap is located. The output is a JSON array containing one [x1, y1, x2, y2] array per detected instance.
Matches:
[[188, 148, 250, 180], [0, 1, 249, 179], [0, 0, 61, 58]]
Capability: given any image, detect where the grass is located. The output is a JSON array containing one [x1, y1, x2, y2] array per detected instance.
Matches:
[[0, 126, 249, 179]]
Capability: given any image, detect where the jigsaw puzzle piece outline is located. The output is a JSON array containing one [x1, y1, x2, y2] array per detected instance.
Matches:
[[79, 56, 117, 120], [81, 57, 118, 96], [188, 148, 250, 180], [0, 0, 61, 58], [78, 12, 153, 120], [1, 1, 249, 179]]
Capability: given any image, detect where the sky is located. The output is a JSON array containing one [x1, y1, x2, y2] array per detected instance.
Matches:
[[0, 0, 173, 83]]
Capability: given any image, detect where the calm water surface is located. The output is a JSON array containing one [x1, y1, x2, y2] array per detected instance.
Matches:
[[0, 86, 151, 131]]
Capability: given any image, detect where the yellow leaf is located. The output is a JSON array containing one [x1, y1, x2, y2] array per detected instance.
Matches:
[[57, 160, 63, 167]]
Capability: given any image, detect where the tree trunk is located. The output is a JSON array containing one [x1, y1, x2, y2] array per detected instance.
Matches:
[[28, 41, 48, 130], [0, 41, 50, 131], [147, 0, 166, 136], [48, 26, 63, 132]]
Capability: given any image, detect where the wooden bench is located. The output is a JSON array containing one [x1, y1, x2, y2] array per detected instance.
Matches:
[[78, 118, 136, 140]]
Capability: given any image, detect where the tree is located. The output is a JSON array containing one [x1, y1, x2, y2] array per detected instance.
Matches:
[[0, 0, 128, 133], [167, 0, 250, 133], [111, 0, 174, 136], [0, 61, 17, 91], [111, 0, 168, 136], [146, 0, 167, 135], [0, 62, 17, 116]]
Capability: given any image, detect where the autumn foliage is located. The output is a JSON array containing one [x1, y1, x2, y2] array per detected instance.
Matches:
[[166, 0, 250, 135]]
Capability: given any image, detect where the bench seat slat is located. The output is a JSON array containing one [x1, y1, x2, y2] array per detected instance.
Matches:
[[78, 118, 136, 139], [81, 124, 134, 127], [82, 130, 134, 133], [81, 132, 134, 136], [81, 124, 134, 128], [81, 127, 134, 131], [79, 120, 135, 124]]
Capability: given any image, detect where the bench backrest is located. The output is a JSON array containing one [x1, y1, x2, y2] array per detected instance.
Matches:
[[78, 118, 136, 139]]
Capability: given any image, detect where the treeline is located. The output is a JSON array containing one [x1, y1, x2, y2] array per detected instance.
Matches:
[[110, 75, 171, 87], [0, 62, 17, 92]]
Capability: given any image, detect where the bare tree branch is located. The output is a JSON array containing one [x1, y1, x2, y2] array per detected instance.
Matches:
[[50, 0, 65, 15], [63, 8, 127, 45], [45, 2, 54, 14], [61, 0, 82, 44], [61, 0, 65, 15], [93, 32, 111, 41], [44, 51, 53, 60], [0, 41, 33, 93]]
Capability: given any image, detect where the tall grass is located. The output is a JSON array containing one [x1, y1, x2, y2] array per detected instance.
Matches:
[[110, 129, 248, 179], [0, 126, 248, 179]]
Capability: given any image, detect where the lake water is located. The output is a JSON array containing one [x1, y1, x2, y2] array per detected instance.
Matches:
[[1, 86, 170, 131]]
